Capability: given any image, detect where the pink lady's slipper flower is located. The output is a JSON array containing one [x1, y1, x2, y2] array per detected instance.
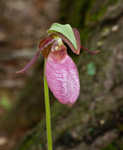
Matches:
[[17, 23, 98, 105]]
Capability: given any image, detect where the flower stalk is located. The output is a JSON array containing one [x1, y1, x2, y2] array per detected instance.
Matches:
[[44, 59, 53, 150]]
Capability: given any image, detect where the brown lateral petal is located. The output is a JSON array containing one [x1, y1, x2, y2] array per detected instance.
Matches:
[[39, 35, 54, 50], [16, 36, 54, 74], [39, 35, 56, 58], [16, 50, 40, 74], [73, 28, 81, 54], [81, 45, 100, 55]]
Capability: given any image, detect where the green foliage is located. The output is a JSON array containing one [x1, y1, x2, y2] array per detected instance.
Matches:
[[109, 0, 119, 5], [102, 143, 117, 150], [48, 23, 77, 49], [15, 125, 44, 150], [60, 0, 94, 29], [85, 0, 119, 24], [87, 62, 96, 76], [0, 96, 11, 110]]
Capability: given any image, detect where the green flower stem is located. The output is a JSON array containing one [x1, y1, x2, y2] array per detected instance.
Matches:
[[44, 59, 53, 150]]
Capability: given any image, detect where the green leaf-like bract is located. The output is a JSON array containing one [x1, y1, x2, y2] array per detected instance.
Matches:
[[48, 23, 77, 50]]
